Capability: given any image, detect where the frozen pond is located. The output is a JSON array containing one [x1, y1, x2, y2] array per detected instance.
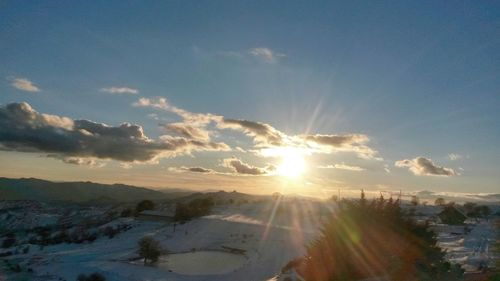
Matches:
[[158, 251, 247, 275]]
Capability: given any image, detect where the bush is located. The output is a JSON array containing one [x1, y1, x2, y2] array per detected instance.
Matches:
[[136, 200, 155, 213], [77, 272, 106, 281], [120, 208, 133, 217], [2, 237, 16, 248], [103, 226, 117, 239]]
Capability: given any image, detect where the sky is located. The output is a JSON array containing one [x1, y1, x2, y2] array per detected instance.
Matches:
[[0, 1, 499, 197]]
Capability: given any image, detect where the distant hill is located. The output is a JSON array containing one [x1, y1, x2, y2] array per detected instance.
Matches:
[[0, 177, 191, 203], [175, 190, 268, 204]]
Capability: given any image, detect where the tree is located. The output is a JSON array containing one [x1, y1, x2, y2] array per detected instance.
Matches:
[[463, 202, 477, 215], [272, 192, 282, 201], [435, 197, 446, 206], [360, 189, 366, 205], [136, 200, 155, 213], [480, 205, 491, 218], [296, 193, 461, 281], [174, 197, 214, 222], [439, 205, 466, 225], [410, 195, 419, 206], [138, 236, 163, 264]]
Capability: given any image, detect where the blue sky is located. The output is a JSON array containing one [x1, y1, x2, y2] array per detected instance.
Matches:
[[0, 1, 499, 196]]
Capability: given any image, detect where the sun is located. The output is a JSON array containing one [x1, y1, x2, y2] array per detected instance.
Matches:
[[277, 150, 306, 178], [260, 146, 308, 179]]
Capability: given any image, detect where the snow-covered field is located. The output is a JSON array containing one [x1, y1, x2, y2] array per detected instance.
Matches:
[[2, 200, 498, 281], [3, 200, 323, 281], [435, 219, 498, 272]]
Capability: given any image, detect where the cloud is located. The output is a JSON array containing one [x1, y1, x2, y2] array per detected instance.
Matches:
[[133, 97, 380, 160], [161, 122, 211, 142], [10, 77, 40, 92], [318, 163, 364, 171], [133, 97, 219, 125], [395, 157, 457, 176], [235, 146, 247, 153], [218, 118, 285, 146], [51, 156, 106, 168], [301, 134, 380, 160], [448, 153, 463, 161], [414, 190, 500, 203], [249, 47, 285, 63], [384, 164, 391, 173], [169, 166, 216, 174], [0, 102, 230, 164], [219, 121, 380, 160], [222, 157, 274, 175], [100, 87, 139, 95], [211, 47, 285, 64], [158, 135, 231, 154], [134, 97, 219, 142]]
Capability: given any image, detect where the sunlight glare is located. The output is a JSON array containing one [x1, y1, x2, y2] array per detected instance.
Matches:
[[277, 151, 306, 178]]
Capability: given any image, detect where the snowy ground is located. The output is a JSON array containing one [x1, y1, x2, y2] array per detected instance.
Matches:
[[2, 201, 498, 281], [4, 200, 323, 281], [434, 218, 498, 272]]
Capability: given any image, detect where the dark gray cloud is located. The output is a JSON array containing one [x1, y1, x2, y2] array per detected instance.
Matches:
[[186, 166, 214, 173], [395, 157, 457, 176], [184, 167, 215, 174], [218, 118, 284, 146], [0, 102, 230, 163], [169, 166, 216, 173]]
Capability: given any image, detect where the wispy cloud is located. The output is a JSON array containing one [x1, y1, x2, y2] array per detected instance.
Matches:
[[213, 47, 285, 64], [384, 164, 391, 173], [100, 87, 139, 95], [10, 77, 40, 92], [52, 156, 106, 168], [134, 97, 220, 142], [248, 47, 285, 63], [395, 156, 457, 176], [318, 163, 364, 171], [448, 153, 463, 161]]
